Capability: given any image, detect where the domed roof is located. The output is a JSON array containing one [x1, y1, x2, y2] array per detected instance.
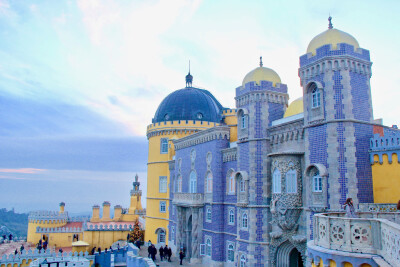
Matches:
[[307, 17, 359, 56], [284, 97, 303, 118], [153, 87, 224, 123], [242, 57, 281, 87]]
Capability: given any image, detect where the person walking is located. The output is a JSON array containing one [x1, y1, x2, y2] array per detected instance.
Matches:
[[167, 246, 172, 262], [20, 244, 24, 253], [90, 247, 96, 255], [344, 198, 357, 218], [147, 244, 152, 258], [151, 244, 157, 261], [179, 249, 185, 265], [159, 245, 164, 261]]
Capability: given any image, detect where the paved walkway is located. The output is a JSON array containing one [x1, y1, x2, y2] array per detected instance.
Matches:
[[0, 241, 31, 257], [138, 246, 204, 266]]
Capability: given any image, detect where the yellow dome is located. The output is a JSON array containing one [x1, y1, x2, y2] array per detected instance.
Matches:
[[242, 58, 281, 87], [307, 28, 359, 56], [284, 97, 303, 118]]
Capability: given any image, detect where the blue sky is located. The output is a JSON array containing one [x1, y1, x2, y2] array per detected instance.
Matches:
[[0, 0, 399, 213]]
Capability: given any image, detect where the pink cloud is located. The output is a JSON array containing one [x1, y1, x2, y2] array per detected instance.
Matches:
[[0, 168, 46, 174]]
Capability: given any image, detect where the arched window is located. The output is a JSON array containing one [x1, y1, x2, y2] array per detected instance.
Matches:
[[177, 175, 182, 193], [206, 237, 212, 256], [313, 171, 322, 192], [206, 172, 213, 193], [190, 171, 197, 193], [242, 212, 248, 228], [228, 171, 235, 194], [312, 87, 321, 108], [157, 229, 166, 243], [160, 138, 168, 154], [240, 255, 246, 267], [285, 169, 297, 193], [241, 114, 247, 129], [227, 244, 234, 262], [228, 209, 235, 225], [240, 179, 245, 192], [206, 207, 212, 222], [272, 169, 281, 193]]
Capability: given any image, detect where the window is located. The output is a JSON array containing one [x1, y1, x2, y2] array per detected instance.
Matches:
[[206, 172, 213, 193], [159, 176, 167, 193], [228, 171, 235, 194], [160, 201, 166, 213], [240, 255, 246, 267], [206, 237, 212, 256], [272, 169, 281, 193], [313, 171, 322, 192], [190, 171, 197, 193], [157, 229, 166, 243], [312, 87, 321, 108], [160, 138, 168, 154], [206, 207, 212, 222], [228, 209, 235, 225], [241, 114, 247, 129], [171, 226, 175, 241], [242, 212, 248, 229], [285, 170, 297, 193], [177, 175, 182, 193], [200, 244, 205, 256], [240, 179, 245, 192], [227, 244, 234, 262]]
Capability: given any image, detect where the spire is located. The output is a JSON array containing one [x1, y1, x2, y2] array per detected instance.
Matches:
[[259, 56, 263, 67], [328, 16, 333, 29], [185, 60, 193, 87]]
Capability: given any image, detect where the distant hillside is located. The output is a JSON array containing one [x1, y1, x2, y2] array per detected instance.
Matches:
[[0, 208, 28, 238]]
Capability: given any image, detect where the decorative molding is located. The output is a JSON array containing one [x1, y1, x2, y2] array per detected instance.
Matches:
[[173, 126, 230, 150]]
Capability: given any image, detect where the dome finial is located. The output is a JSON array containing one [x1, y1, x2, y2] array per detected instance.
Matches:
[[185, 60, 193, 88], [259, 56, 263, 67], [328, 15, 333, 29]]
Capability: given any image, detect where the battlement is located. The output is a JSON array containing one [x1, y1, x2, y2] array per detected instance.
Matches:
[[28, 210, 68, 222], [0, 249, 94, 267], [222, 109, 237, 115], [85, 222, 135, 231], [147, 120, 220, 132], [370, 132, 400, 151], [36, 226, 83, 233], [236, 80, 288, 97], [299, 43, 370, 67]]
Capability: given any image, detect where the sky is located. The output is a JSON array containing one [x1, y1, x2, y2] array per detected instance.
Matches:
[[0, 0, 399, 213]]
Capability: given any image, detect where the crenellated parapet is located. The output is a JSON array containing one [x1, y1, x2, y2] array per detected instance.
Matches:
[[222, 147, 237, 162], [370, 132, 400, 164], [84, 222, 135, 231], [173, 126, 230, 150], [146, 120, 220, 138], [36, 226, 83, 233], [28, 210, 68, 223], [235, 83, 288, 108]]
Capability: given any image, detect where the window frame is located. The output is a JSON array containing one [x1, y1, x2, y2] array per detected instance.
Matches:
[[228, 208, 235, 225], [285, 170, 297, 194], [205, 237, 212, 256], [206, 172, 213, 193], [241, 114, 247, 129], [242, 212, 248, 229], [190, 171, 197, 193], [206, 206, 212, 222], [312, 87, 321, 108], [227, 243, 235, 262], [160, 138, 169, 154], [272, 168, 282, 194], [177, 175, 182, 193], [313, 171, 323, 192], [158, 229, 166, 243], [159, 201, 166, 213], [228, 171, 235, 194], [159, 176, 168, 193], [240, 255, 246, 267]]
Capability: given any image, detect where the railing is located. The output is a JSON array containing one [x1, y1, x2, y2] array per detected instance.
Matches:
[[172, 193, 204, 207], [313, 212, 400, 266], [359, 203, 398, 213]]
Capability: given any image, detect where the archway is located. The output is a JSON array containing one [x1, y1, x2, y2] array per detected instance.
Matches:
[[276, 241, 303, 267]]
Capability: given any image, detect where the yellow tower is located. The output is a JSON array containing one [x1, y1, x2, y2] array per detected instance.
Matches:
[[145, 72, 226, 244]]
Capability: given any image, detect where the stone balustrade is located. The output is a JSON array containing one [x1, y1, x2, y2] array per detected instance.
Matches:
[[172, 193, 204, 207], [313, 212, 400, 266]]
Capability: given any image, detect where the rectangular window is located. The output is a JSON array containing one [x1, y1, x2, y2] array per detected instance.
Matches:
[[200, 244, 205, 256], [241, 115, 246, 129], [159, 176, 167, 193], [313, 175, 322, 192], [160, 138, 168, 154], [228, 208, 235, 225], [286, 171, 297, 193], [160, 201, 166, 213]]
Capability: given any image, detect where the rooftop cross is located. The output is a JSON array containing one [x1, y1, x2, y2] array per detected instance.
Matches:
[[260, 56, 263, 67], [328, 16, 333, 29]]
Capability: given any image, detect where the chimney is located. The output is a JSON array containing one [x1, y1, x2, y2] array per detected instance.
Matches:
[[91, 205, 100, 223], [113, 205, 122, 221], [101, 201, 111, 222]]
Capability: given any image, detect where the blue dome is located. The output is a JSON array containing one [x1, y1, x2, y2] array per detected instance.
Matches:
[[153, 87, 224, 123]]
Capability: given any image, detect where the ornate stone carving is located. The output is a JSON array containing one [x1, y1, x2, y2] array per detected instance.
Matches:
[[173, 193, 204, 207]]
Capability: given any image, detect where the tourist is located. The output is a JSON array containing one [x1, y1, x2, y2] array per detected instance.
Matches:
[[179, 249, 185, 265], [344, 198, 357, 218], [59, 248, 63, 254], [9, 234, 12, 241], [150, 244, 157, 261], [20, 244, 24, 253], [91, 247, 96, 255], [166, 246, 172, 262], [14, 249, 18, 255], [127, 233, 130, 241], [159, 245, 164, 261], [147, 244, 151, 258], [97, 247, 101, 253]]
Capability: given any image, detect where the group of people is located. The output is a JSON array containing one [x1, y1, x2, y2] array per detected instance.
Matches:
[[2, 234, 13, 242], [13, 244, 24, 255], [36, 238, 48, 252], [147, 242, 172, 262]]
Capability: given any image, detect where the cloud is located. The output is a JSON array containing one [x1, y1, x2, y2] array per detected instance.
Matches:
[[0, 168, 45, 174]]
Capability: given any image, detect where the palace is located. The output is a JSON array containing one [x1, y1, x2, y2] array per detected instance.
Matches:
[[144, 17, 400, 266]]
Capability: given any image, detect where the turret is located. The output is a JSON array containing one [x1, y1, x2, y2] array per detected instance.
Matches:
[[59, 202, 65, 214], [101, 201, 111, 222]]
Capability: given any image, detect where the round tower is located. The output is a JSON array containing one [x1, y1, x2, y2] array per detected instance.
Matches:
[[145, 71, 224, 244]]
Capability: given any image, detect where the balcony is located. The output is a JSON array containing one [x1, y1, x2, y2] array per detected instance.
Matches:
[[172, 193, 204, 207], [309, 211, 400, 266]]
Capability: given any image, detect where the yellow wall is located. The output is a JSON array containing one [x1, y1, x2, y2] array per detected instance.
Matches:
[[145, 120, 219, 243], [311, 259, 371, 267], [83, 230, 131, 250], [372, 153, 400, 203], [27, 219, 67, 245], [223, 109, 238, 143]]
